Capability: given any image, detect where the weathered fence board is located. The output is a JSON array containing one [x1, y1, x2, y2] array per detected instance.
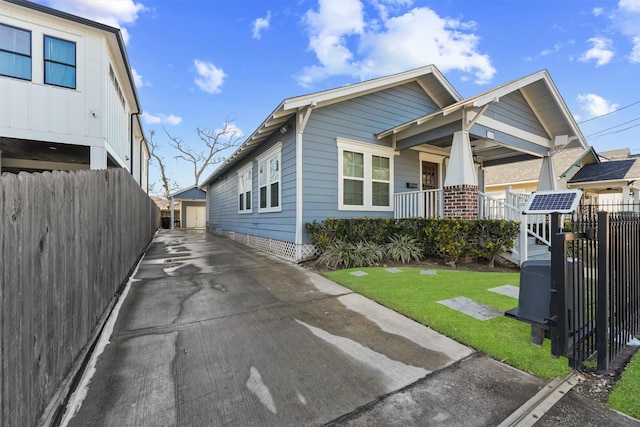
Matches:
[[0, 169, 158, 427]]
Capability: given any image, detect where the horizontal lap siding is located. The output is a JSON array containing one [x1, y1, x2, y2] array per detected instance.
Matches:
[[302, 82, 438, 230], [208, 132, 297, 243], [485, 91, 549, 138]]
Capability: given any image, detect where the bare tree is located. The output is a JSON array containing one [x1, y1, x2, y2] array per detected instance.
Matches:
[[164, 119, 243, 186], [148, 129, 179, 200]]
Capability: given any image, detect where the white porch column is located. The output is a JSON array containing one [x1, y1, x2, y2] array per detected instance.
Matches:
[[90, 146, 108, 170], [443, 131, 478, 219], [622, 185, 631, 209], [444, 131, 477, 187], [537, 156, 558, 191]]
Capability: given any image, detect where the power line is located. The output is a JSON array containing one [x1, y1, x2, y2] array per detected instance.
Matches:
[[587, 123, 640, 142], [586, 117, 640, 137], [577, 100, 640, 124]]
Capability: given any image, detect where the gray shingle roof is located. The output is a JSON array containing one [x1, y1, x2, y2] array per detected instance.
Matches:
[[568, 159, 640, 183]]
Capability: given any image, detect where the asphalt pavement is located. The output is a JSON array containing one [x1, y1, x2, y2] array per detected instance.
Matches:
[[59, 230, 639, 426]]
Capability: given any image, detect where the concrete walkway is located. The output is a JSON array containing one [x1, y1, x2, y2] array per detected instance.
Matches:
[[59, 230, 634, 426]]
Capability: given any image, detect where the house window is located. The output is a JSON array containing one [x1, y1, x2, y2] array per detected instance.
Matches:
[[0, 24, 31, 80], [338, 138, 394, 211], [44, 35, 76, 89], [238, 163, 252, 213], [257, 143, 282, 213]]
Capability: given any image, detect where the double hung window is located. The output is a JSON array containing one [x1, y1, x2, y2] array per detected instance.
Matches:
[[257, 143, 281, 212], [0, 24, 31, 80], [338, 139, 394, 211], [44, 35, 76, 89], [238, 163, 252, 213]]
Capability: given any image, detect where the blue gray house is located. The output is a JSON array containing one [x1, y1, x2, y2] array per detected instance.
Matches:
[[201, 65, 586, 262]]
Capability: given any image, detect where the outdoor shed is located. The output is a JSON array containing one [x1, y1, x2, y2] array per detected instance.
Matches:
[[170, 186, 207, 229]]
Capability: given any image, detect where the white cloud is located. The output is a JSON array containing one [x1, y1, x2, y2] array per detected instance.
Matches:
[[579, 37, 615, 66], [217, 122, 244, 138], [592, 7, 605, 16], [252, 11, 272, 40], [297, 1, 495, 87], [540, 42, 563, 56], [142, 112, 182, 126], [615, 0, 640, 61], [46, 0, 146, 43], [577, 93, 619, 118], [193, 60, 226, 94], [131, 68, 147, 87], [631, 36, 640, 62]]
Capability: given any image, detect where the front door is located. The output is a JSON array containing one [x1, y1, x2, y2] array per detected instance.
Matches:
[[422, 161, 438, 190]]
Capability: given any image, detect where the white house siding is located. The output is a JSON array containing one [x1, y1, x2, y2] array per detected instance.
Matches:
[[301, 82, 440, 234], [0, 2, 139, 172]]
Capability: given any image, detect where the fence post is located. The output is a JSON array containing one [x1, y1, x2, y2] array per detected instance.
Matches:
[[597, 211, 610, 372], [550, 212, 569, 357]]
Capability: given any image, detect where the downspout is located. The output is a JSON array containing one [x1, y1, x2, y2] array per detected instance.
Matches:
[[130, 112, 141, 174], [295, 104, 315, 260]]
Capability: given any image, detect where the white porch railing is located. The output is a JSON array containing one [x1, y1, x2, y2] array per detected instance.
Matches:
[[394, 187, 553, 264], [478, 188, 553, 264], [394, 189, 444, 219]]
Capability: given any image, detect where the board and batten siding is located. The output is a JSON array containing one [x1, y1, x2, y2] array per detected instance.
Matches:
[[301, 82, 439, 231], [208, 131, 297, 243], [0, 4, 135, 167]]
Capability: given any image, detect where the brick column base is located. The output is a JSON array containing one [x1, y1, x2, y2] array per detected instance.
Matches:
[[443, 185, 478, 219]]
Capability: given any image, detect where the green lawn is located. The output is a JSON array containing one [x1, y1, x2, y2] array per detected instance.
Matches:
[[324, 267, 569, 380], [324, 266, 640, 420]]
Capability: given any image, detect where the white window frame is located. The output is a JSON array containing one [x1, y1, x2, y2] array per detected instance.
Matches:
[[337, 138, 395, 211], [237, 162, 253, 214], [256, 142, 282, 213]]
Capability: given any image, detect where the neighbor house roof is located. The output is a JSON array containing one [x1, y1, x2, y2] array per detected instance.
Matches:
[[201, 65, 461, 186], [484, 146, 597, 187], [568, 158, 640, 186]]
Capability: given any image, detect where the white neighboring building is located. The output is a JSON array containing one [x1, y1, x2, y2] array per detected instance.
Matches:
[[0, 0, 149, 191]]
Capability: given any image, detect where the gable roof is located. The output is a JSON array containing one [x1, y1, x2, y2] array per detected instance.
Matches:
[[201, 65, 460, 186], [376, 70, 587, 164], [170, 185, 207, 200]]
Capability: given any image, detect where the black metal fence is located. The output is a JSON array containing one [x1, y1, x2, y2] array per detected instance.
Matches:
[[550, 206, 640, 371]]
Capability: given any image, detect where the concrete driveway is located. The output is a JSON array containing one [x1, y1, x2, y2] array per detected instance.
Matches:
[[61, 230, 548, 426]]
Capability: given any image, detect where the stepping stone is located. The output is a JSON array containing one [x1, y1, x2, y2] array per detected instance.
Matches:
[[437, 297, 503, 321], [385, 268, 402, 274], [350, 271, 368, 277], [420, 270, 437, 275], [488, 285, 520, 299]]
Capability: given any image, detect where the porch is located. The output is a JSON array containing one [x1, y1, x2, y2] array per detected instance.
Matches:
[[394, 188, 552, 265]]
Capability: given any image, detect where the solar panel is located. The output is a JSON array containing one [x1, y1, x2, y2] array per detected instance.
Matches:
[[522, 190, 583, 214]]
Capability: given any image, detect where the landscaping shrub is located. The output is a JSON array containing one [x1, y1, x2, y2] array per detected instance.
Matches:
[[306, 217, 520, 268], [385, 234, 424, 264]]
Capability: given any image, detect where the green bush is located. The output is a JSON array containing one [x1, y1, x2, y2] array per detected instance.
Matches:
[[306, 217, 520, 268], [317, 240, 384, 269], [385, 234, 424, 264]]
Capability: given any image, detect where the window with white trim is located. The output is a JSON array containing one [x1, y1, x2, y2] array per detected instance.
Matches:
[[237, 163, 252, 213], [338, 139, 394, 211], [257, 143, 282, 212]]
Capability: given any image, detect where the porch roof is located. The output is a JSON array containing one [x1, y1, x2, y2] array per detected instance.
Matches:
[[377, 70, 587, 167]]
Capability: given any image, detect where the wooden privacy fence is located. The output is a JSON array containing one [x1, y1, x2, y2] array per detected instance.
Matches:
[[0, 168, 158, 427]]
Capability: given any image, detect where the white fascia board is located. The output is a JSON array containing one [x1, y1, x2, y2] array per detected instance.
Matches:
[[282, 66, 439, 111]]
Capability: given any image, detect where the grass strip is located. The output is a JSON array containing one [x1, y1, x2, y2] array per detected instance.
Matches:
[[608, 349, 640, 419], [324, 267, 569, 381]]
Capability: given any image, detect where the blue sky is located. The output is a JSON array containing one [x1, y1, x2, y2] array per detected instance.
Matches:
[[36, 0, 640, 193]]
